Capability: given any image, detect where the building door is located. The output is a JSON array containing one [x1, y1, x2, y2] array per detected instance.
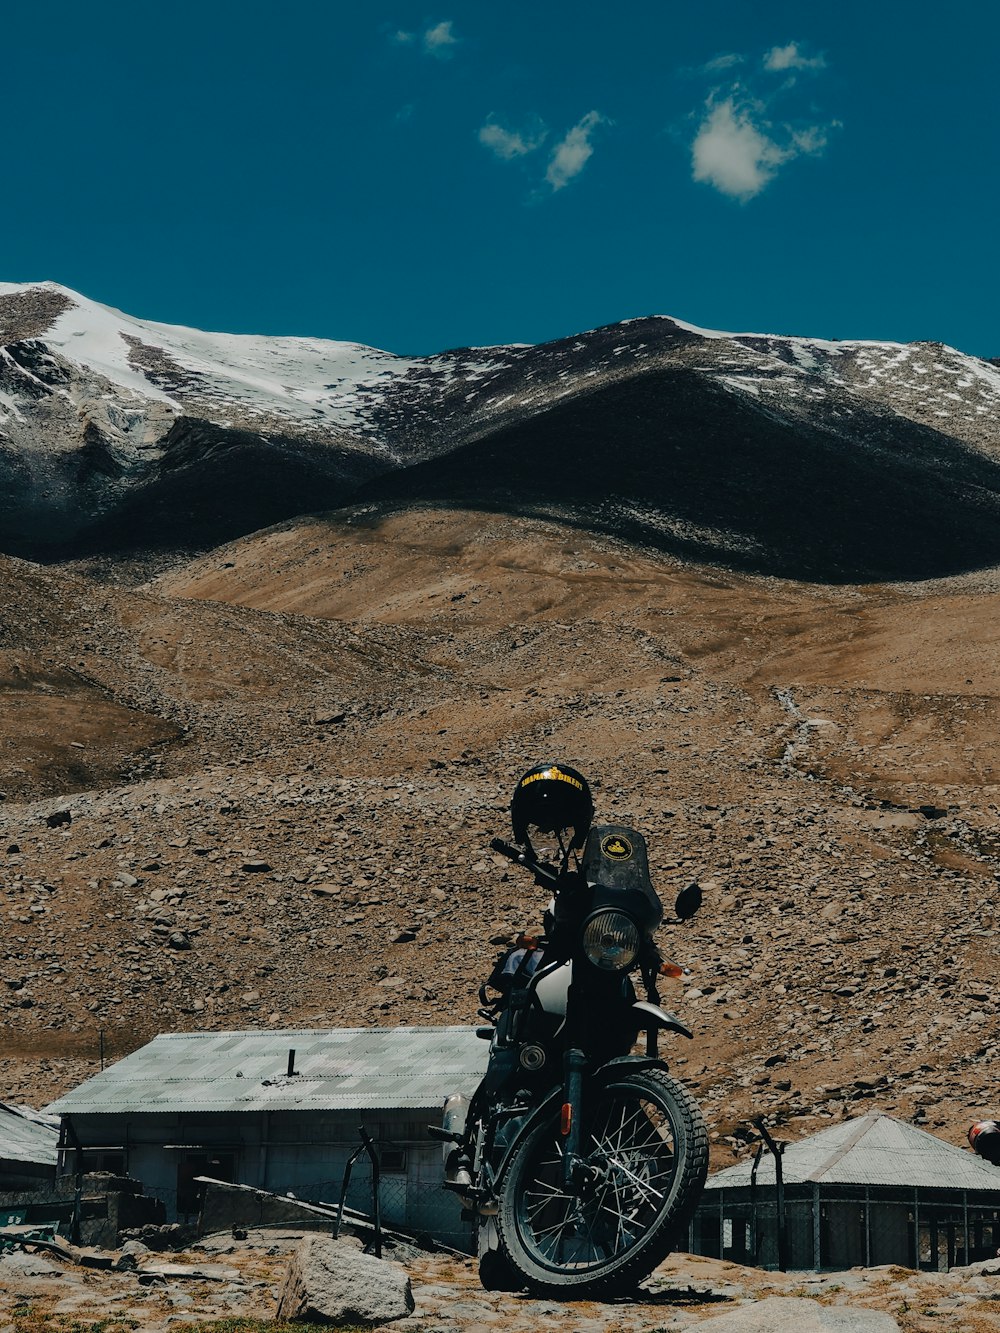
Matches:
[[869, 1203, 912, 1266], [176, 1152, 234, 1220], [821, 1202, 865, 1269]]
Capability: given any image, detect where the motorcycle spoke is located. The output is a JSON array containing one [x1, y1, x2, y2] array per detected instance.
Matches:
[[509, 1082, 694, 1275], [605, 1154, 666, 1204]]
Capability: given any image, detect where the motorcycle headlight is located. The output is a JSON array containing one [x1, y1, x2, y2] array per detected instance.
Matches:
[[582, 910, 640, 972]]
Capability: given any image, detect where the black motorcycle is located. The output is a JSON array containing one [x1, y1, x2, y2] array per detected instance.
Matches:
[[432, 763, 708, 1296]]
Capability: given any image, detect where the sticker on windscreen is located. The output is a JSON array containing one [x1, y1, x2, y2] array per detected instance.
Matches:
[[601, 834, 634, 861]]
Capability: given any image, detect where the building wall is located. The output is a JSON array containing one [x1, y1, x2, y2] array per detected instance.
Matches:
[[691, 1185, 1000, 1272], [62, 1108, 469, 1247], [0, 1159, 57, 1192]]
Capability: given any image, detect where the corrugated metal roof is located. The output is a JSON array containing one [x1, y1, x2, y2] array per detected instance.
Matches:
[[706, 1114, 1000, 1193], [46, 1026, 490, 1117], [0, 1102, 59, 1167]]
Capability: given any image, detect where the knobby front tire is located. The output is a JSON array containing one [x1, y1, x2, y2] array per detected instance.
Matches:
[[494, 1067, 707, 1296]]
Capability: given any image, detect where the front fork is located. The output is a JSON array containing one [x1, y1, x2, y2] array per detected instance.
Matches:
[[561, 1047, 587, 1188]]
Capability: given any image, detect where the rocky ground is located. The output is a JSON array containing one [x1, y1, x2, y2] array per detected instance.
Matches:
[[2, 506, 1000, 1163], [4, 1228, 1000, 1333]]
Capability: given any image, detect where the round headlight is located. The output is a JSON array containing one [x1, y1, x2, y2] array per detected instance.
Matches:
[[582, 910, 640, 972]]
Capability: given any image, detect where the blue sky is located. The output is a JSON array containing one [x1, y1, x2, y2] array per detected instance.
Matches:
[[3, 2, 997, 356]]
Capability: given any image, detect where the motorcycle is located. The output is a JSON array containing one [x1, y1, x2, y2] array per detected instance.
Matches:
[[431, 764, 708, 1296]]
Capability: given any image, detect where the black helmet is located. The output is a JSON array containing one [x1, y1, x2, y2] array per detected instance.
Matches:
[[511, 762, 594, 851]]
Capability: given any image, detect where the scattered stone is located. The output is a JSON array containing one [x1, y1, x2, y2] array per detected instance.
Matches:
[[691, 1296, 900, 1331], [140, 1261, 242, 1282], [313, 708, 347, 726], [275, 1235, 414, 1325], [0, 1250, 63, 1277]]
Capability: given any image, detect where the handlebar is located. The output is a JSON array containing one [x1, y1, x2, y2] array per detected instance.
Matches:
[[489, 838, 559, 887]]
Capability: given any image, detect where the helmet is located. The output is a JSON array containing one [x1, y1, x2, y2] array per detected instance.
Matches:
[[969, 1120, 1000, 1165], [511, 763, 594, 851]]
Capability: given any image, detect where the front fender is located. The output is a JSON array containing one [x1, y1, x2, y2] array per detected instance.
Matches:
[[632, 1000, 693, 1040], [595, 1053, 669, 1079]]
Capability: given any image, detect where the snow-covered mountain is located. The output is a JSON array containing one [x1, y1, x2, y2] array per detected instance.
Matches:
[[2, 280, 1000, 579]]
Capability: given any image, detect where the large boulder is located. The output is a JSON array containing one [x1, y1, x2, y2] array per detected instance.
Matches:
[[275, 1235, 414, 1326], [693, 1297, 900, 1332]]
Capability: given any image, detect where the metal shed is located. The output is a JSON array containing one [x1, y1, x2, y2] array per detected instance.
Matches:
[[47, 1026, 488, 1246], [0, 1102, 59, 1192], [689, 1113, 1000, 1271]]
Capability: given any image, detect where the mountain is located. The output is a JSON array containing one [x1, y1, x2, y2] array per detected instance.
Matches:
[[2, 280, 1000, 579], [5, 286, 1000, 1155]]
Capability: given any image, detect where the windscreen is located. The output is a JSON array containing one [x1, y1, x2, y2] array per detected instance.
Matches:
[[580, 823, 663, 931]]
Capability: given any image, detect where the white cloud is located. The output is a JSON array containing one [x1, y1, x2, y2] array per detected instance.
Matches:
[[692, 99, 789, 200], [791, 124, 833, 154], [703, 52, 745, 73], [764, 41, 825, 72], [545, 111, 607, 191], [686, 40, 835, 199], [479, 117, 547, 161], [423, 20, 458, 56], [391, 20, 458, 57]]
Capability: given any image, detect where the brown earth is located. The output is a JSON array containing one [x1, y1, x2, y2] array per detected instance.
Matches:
[[2, 507, 1000, 1167], [5, 1227, 1000, 1333]]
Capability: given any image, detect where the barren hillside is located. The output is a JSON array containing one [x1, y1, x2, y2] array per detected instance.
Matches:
[[2, 507, 999, 1172]]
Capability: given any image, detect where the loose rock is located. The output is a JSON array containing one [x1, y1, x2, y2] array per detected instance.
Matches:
[[275, 1235, 415, 1325]]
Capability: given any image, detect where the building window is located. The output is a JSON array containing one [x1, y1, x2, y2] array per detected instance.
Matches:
[[379, 1147, 407, 1174], [81, 1150, 125, 1175]]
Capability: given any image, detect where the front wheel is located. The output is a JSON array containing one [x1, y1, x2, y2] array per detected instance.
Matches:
[[494, 1067, 707, 1296]]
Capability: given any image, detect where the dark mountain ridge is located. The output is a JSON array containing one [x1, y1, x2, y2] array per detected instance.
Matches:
[[3, 282, 1000, 580], [358, 365, 1000, 582]]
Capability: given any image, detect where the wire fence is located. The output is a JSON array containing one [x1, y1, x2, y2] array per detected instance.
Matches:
[[693, 1189, 1000, 1271], [144, 1161, 472, 1251]]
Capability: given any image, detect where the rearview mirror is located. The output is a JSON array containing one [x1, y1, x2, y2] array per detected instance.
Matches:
[[674, 882, 703, 921]]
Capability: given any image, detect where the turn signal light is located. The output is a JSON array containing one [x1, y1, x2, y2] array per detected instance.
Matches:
[[659, 962, 685, 978]]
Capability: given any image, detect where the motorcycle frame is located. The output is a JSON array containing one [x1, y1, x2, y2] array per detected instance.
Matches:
[[472, 833, 695, 1219]]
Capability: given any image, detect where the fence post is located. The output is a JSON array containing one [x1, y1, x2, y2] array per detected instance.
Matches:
[[864, 1186, 871, 1266], [754, 1119, 787, 1271], [359, 1127, 382, 1259], [749, 1145, 764, 1262]]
